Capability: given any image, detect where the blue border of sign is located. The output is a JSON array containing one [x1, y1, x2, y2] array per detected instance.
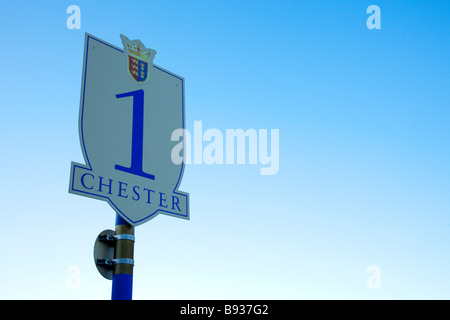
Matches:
[[69, 33, 189, 226]]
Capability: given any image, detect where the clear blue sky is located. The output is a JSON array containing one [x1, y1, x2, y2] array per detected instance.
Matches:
[[0, 0, 449, 299]]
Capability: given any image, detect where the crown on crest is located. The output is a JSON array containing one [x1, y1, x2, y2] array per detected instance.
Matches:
[[126, 42, 151, 60], [120, 34, 156, 62]]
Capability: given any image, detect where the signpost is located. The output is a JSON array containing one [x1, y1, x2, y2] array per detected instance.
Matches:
[[69, 33, 190, 299]]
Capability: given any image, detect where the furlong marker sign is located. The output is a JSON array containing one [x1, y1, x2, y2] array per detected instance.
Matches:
[[69, 33, 189, 226]]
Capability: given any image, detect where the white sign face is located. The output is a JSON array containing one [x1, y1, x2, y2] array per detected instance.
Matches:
[[69, 33, 189, 226]]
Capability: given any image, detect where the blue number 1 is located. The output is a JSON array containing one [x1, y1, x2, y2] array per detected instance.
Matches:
[[115, 89, 155, 180]]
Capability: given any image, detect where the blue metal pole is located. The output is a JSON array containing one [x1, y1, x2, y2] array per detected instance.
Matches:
[[111, 214, 134, 300]]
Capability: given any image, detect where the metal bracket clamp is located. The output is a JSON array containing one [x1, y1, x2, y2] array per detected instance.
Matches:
[[99, 234, 135, 242], [96, 258, 135, 267], [94, 229, 135, 280], [114, 234, 135, 241]]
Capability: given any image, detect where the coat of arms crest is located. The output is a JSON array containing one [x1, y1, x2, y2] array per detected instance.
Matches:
[[121, 34, 156, 83]]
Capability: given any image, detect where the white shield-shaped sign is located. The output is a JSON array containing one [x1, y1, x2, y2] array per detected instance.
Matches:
[[69, 33, 189, 226]]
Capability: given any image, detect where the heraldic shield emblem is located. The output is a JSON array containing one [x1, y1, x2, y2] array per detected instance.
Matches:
[[121, 35, 156, 83], [69, 34, 189, 226]]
